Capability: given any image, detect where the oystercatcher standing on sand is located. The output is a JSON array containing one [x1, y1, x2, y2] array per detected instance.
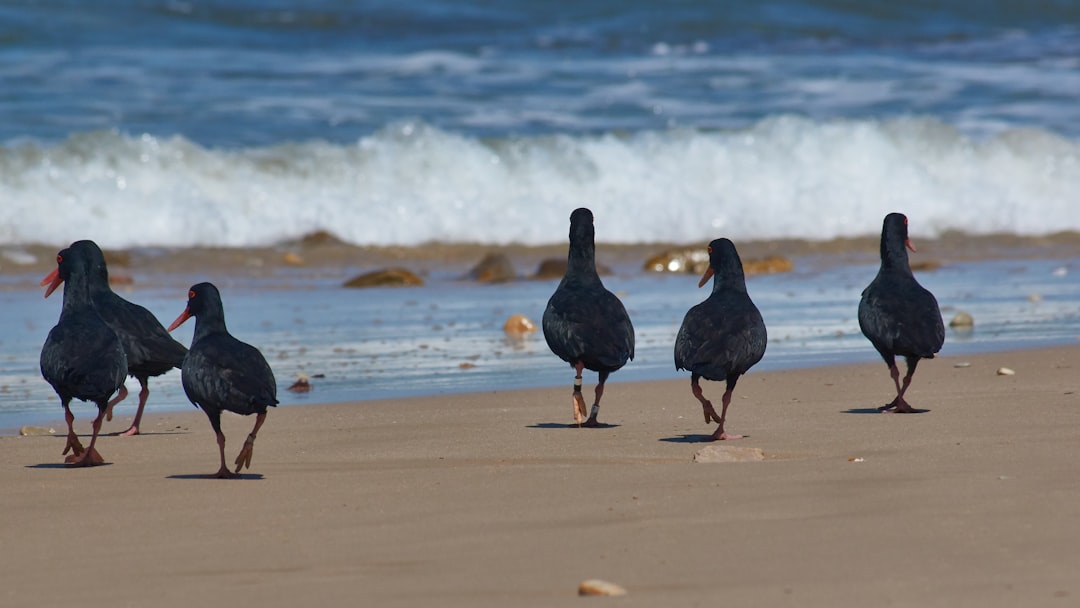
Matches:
[[40, 245, 128, 466], [168, 282, 278, 478], [542, 208, 635, 427], [674, 238, 767, 440], [858, 213, 945, 413], [51, 240, 188, 436]]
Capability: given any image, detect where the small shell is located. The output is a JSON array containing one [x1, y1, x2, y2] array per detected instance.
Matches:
[[996, 367, 1016, 376], [953, 362, 971, 368], [578, 579, 627, 597]]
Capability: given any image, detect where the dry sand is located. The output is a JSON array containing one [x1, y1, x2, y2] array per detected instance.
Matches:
[[2, 344, 1078, 607]]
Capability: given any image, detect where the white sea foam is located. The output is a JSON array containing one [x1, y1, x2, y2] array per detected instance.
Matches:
[[2, 116, 1078, 249]]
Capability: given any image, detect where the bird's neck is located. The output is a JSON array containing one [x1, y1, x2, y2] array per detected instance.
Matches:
[[881, 242, 913, 276], [192, 314, 229, 342], [567, 241, 600, 283]]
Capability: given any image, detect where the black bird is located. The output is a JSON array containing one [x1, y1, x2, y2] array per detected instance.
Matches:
[[542, 208, 635, 427], [674, 238, 767, 440], [858, 213, 945, 413], [40, 245, 128, 466], [168, 282, 278, 478], [47, 240, 187, 436]]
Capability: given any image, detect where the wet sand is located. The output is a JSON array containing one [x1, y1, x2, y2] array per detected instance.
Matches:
[[3, 344, 1078, 607]]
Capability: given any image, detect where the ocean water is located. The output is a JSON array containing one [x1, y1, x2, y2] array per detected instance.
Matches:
[[2, 1, 1079, 430], [2, 255, 1078, 431], [1, 1, 1079, 248]]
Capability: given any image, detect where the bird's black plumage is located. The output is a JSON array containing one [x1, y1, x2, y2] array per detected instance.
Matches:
[[858, 212, 944, 412], [170, 282, 277, 477], [674, 238, 766, 439], [65, 240, 187, 434], [542, 208, 634, 426], [40, 245, 128, 465], [675, 238, 766, 381]]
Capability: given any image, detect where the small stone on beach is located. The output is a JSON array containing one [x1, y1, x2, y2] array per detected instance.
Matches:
[[19, 426, 56, 436], [996, 367, 1016, 376], [503, 313, 537, 337], [578, 579, 627, 597], [692, 445, 765, 463], [949, 311, 974, 327]]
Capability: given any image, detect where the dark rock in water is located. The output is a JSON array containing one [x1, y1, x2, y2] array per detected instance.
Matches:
[[645, 246, 794, 276], [910, 259, 942, 272], [343, 268, 424, 288], [534, 259, 567, 280], [644, 247, 710, 274], [533, 258, 612, 280], [467, 253, 516, 283], [287, 374, 312, 392], [743, 256, 794, 275], [298, 230, 347, 246]]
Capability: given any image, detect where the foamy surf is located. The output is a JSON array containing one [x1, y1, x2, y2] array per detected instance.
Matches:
[[3, 116, 1078, 250]]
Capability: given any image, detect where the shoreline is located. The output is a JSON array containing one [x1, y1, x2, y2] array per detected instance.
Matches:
[[2, 343, 1078, 606], [8, 339, 1078, 438], [5, 230, 1080, 286]]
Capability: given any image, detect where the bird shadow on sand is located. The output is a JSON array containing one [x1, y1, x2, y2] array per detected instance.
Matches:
[[659, 433, 749, 443], [528, 422, 621, 430], [843, 406, 931, 414], [26, 462, 114, 469], [167, 473, 265, 480]]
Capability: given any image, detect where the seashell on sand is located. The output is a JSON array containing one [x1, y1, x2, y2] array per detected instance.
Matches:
[[578, 579, 627, 597]]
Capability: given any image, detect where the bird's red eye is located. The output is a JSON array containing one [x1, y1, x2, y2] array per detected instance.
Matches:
[[56, 254, 62, 264], [707, 246, 712, 254], [188, 290, 195, 299]]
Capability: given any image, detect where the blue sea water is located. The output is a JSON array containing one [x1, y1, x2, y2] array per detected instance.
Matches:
[[1, 1, 1079, 430], [1, 1, 1079, 247]]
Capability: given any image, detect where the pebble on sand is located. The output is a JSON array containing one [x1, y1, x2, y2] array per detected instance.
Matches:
[[578, 579, 627, 597], [503, 313, 538, 337], [343, 268, 424, 288], [19, 426, 56, 436], [692, 445, 765, 463], [949, 311, 974, 327], [996, 367, 1016, 376]]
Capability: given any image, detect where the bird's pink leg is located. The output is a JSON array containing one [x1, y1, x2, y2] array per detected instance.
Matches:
[[691, 378, 722, 424], [582, 371, 608, 427], [709, 388, 743, 441], [571, 362, 587, 426], [234, 412, 266, 473], [212, 430, 235, 479], [61, 405, 85, 458], [65, 408, 105, 467], [117, 378, 149, 436], [880, 364, 917, 413], [105, 384, 128, 422]]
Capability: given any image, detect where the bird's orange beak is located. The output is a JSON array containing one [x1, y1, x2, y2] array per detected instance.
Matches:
[[41, 268, 63, 298], [697, 266, 714, 289], [905, 238, 917, 253], [167, 308, 192, 332]]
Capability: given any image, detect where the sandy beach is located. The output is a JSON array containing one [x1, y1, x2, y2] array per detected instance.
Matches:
[[3, 343, 1077, 607]]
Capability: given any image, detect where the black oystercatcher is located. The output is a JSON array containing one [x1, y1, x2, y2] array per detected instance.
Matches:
[[48, 241, 188, 436], [858, 213, 945, 413], [40, 246, 128, 466], [542, 208, 635, 427], [674, 239, 767, 440], [167, 282, 278, 478]]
